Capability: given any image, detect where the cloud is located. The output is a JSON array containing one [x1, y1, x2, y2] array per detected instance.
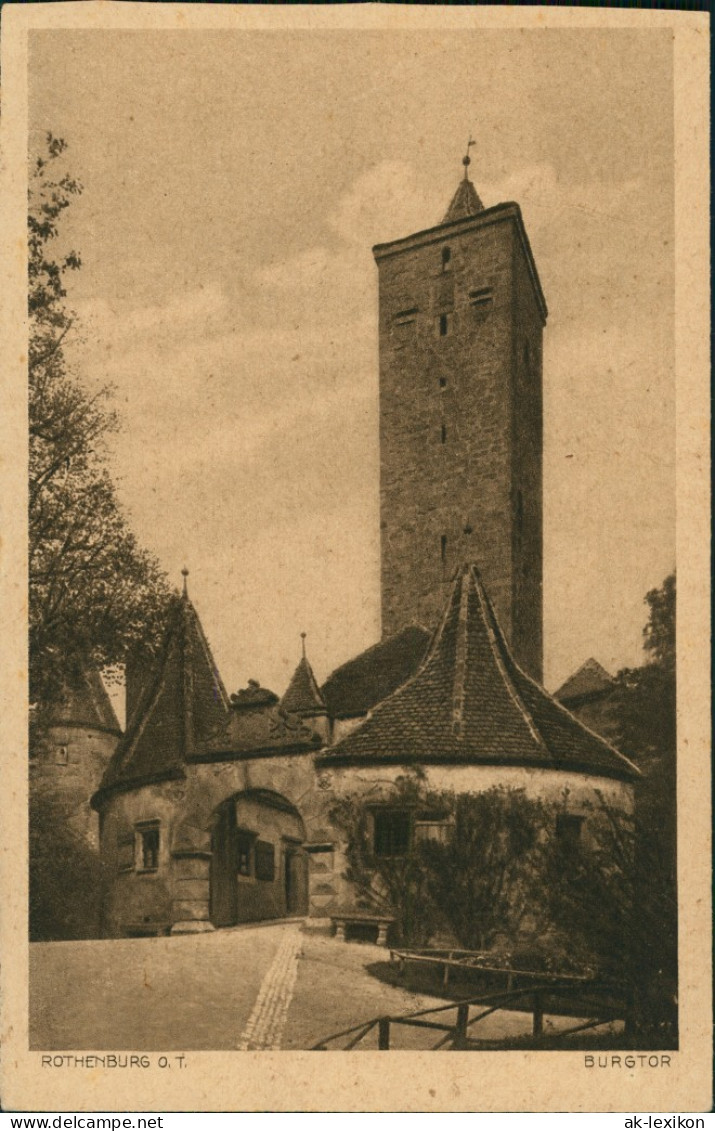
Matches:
[[75, 281, 230, 351], [480, 162, 644, 237], [255, 246, 333, 291], [328, 160, 435, 247]]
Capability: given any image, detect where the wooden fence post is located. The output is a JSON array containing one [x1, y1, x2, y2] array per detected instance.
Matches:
[[532, 992, 544, 1038], [453, 1002, 469, 1049]]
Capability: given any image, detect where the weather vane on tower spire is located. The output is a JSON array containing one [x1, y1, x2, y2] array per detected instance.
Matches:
[[463, 135, 476, 179]]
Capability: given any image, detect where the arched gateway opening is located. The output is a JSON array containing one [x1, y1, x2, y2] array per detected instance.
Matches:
[[209, 789, 308, 928]]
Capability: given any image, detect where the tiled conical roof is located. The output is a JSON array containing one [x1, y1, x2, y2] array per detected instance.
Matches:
[[321, 625, 431, 720], [281, 649, 327, 717], [553, 658, 613, 704], [443, 175, 484, 224], [93, 592, 229, 801], [48, 665, 121, 735], [321, 564, 638, 782]]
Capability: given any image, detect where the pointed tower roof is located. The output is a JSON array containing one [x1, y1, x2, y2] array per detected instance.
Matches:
[[48, 664, 121, 735], [320, 564, 638, 782], [93, 585, 229, 802], [281, 635, 327, 717], [443, 178, 484, 224], [443, 147, 484, 224], [554, 658, 614, 705]]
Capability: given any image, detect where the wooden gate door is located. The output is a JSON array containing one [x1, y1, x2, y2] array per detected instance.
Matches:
[[284, 848, 308, 915], [210, 801, 238, 927]]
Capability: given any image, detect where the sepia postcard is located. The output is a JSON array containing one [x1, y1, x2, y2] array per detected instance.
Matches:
[[0, 1, 710, 1114]]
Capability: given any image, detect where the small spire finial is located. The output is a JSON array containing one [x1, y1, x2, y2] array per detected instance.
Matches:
[[300, 631, 307, 659], [463, 135, 476, 179], [181, 567, 189, 596]]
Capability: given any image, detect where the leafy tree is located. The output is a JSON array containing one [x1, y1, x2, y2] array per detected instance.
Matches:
[[611, 574, 676, 771], [420, 789, 550, 951], [614, 574, 677, 1043], [547, 575, 678, 1045], [29, 786, 109, 940], [28, 135, 171, 707]]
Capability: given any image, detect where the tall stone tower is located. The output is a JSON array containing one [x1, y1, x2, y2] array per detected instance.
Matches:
[[373, 155, 547, 680]]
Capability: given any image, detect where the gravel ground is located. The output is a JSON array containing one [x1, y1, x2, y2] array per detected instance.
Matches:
[[30, 921, 620, 1051]]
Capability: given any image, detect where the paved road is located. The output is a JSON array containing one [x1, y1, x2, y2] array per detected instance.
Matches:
[[30, 922, 616, 1050]]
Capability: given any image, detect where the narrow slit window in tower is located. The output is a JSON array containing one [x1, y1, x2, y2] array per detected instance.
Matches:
[[441, 423, 447, 444], [441, 534, 447, 566], [439, 377, 447, 389], [439, 313, 450, 337], [441, 246, 451, 270]]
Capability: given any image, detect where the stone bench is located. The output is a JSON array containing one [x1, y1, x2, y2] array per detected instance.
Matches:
[[124, 921, 173, 938], [331, 912, 396, 947]]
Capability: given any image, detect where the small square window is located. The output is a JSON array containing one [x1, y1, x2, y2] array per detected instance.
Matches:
[[556, 814, 584, 847], [136, 823, 160, 871], [374, 811, 411, 858], [56, 745, 69, 765]]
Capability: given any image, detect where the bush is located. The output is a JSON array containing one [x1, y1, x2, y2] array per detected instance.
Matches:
[[331, 778, 554, 951], [29, 790, 108, 940]]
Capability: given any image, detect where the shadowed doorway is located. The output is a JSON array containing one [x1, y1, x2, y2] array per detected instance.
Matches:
[[209, 790, 308, 927]]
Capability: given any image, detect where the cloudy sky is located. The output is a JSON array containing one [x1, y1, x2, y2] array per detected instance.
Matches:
[[29, 27, 674, 704]]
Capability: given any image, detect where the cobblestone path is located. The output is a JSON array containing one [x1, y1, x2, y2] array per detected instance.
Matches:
[[237, 924, 301, 1050]]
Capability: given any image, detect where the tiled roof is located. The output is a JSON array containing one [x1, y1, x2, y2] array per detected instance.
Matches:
[[93, 593, 230, 801], [93, 599, 322, 804], [321, 625, 431, 719], [281, 654, 327, 717], [443, 177, 484, 224], [553, 658, 614, 704], [48, 665, 121, 735], [320, 564, 638, 782]]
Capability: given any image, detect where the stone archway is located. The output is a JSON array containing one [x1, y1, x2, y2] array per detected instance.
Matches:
[[209, 789, 308, 928]]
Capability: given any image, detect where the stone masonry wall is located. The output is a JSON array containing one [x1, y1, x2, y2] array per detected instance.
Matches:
[[511, 231, 544, 681], [98, 750, 633, 937], [376, 209, 544, 679], [98, 753, 351, 937], [31, 724, 119, 851]]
